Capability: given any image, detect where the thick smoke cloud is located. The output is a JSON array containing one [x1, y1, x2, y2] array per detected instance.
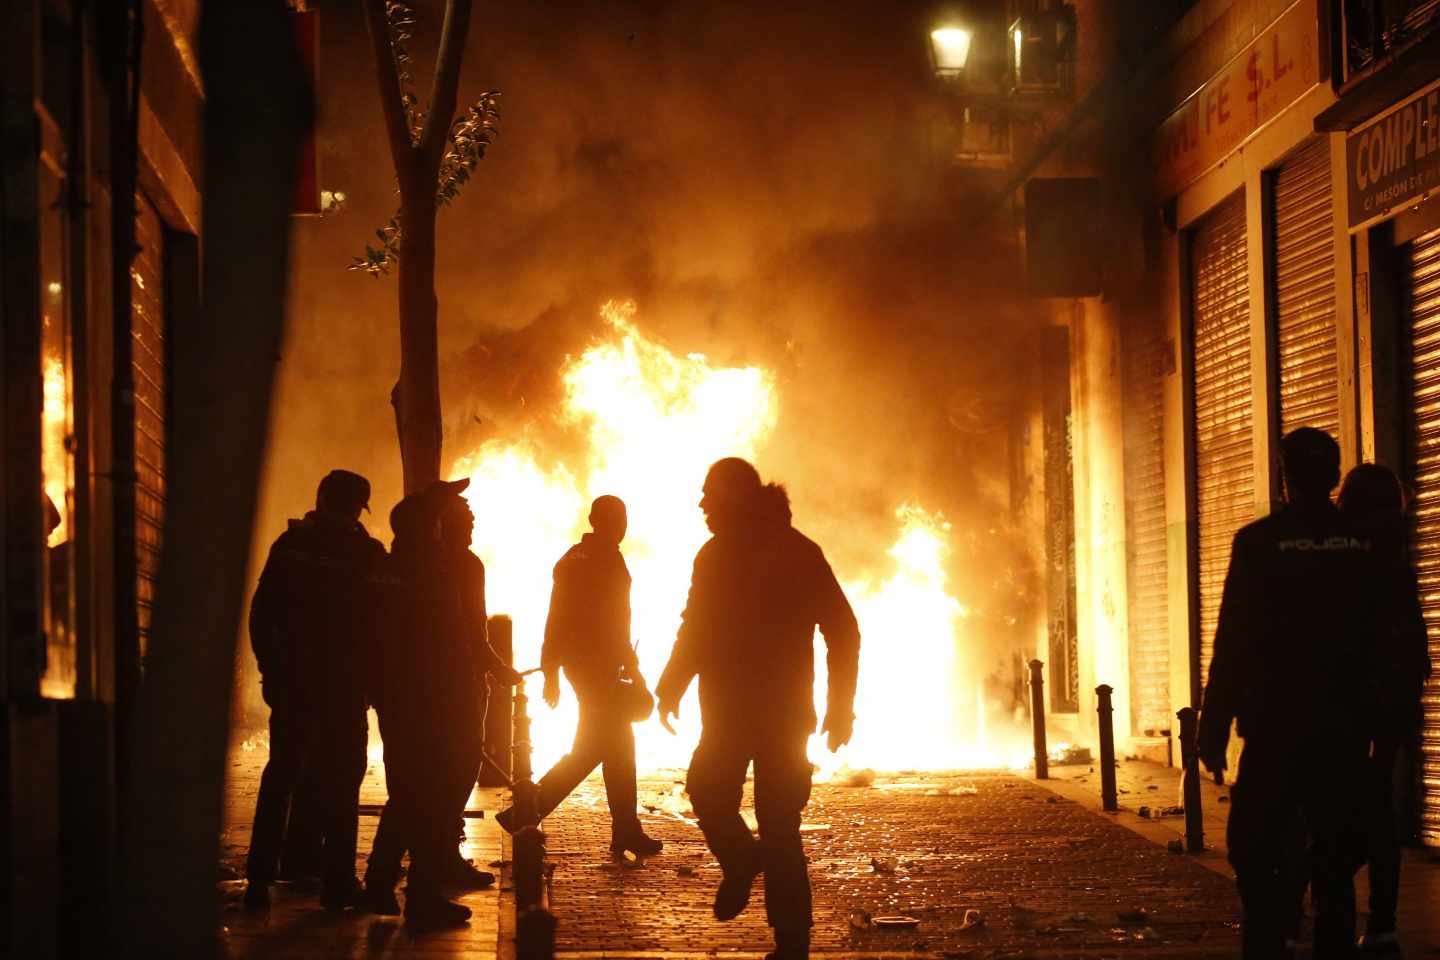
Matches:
[[246, 0, 1038, 725]]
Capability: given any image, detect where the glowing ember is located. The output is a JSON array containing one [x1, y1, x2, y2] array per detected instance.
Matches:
[[455, 301, 1029, 773]]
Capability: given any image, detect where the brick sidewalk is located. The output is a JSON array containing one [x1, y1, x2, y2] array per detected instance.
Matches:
[[218, 733, 505, 959], [539, 771, 1242, 957]]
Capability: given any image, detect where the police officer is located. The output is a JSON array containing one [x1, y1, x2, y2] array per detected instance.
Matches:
[[657, 459, 860, 960], [1198, 428, 1380, 960], [495, 495, 663, 857], [245, 469, 386, 911]]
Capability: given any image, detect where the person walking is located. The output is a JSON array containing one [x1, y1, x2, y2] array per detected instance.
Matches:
[[656, 458, 860, 960], [495, 495, 662, 857], [245, 469, 386, 911], [1198, 428, 1382, 960], [1338, 463, 1430, 955]]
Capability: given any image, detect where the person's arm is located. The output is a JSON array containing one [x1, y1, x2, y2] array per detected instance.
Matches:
[[617, 560, 641, 680], [467, 558, 519, 685], [814, 547, 860, 751], [1197, 529, 1252, 773], [656, 548, 711, 728], [248, 538, 288, 680], [540, 561, 570, 706]]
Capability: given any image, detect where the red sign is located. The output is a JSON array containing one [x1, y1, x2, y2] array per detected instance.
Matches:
[[1154, 2, 1319, 197]]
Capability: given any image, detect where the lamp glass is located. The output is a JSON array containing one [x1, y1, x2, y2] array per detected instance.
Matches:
[[929, 27, 972, 74]]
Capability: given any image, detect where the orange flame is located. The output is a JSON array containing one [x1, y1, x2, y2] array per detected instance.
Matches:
[[454, 302, 1028, 772]]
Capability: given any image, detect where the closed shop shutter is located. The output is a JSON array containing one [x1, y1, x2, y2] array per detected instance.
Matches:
[[1123, 321, 1169, 735], [131, 191, 166, 660], [1273, 137, 1339, 439], [1404, 226, 1440, 846], [1190, 192, 1253, 688]]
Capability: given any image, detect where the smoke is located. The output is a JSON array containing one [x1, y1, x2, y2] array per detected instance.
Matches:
[[243, 0, 1038, 727]]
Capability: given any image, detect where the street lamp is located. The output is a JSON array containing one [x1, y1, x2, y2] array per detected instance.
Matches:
[[929, 26, 973, 77]]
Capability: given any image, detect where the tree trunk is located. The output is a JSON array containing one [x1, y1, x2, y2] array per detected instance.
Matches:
[[395, 171, 443, 494]]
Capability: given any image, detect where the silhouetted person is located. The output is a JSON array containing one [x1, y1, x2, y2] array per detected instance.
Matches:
[[245, 470, 385, 911], [1198, 428, 1381, 960], [436, 490, 521, 884], [1339, 463, 1430, 954], [364, 480, 516, 930], [495, 496, 662, 857], [657, 458, 860, 960]]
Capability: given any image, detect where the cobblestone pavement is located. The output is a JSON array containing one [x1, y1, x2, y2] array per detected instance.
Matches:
[[542, 771, 1242, 958], [219, 733, 505, 959]]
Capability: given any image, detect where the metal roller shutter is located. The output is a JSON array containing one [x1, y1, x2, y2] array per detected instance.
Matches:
[[1405, 226, 1440, 846], [1123, 322, 1169, 735], [132, 191, 167, 661], [1190, 192, 1253, 688], [1273, 137, 1339, 439]]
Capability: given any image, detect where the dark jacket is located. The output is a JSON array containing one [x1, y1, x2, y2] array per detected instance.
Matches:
[[1198, 499, 1382, 756], [540, 533, 640, 697], [656, 488, 860, 737], [438, 546, 508, 718], [248, 511, 388, 708], [1351, 510, 1431, 736]]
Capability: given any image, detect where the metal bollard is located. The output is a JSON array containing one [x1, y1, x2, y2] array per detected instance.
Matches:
[[1176, 707, 1204, 853], [479, 615, 514, 786], [1095, 684, 1118, 811], [1029, 659, 1049, 780]]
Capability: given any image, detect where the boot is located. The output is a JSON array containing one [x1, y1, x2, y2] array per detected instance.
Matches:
[[443, 852, 496, 890], [243, 881, 271, 912], [713, 858, 761, 921], [765, 926, 809, 960], [610, 822, 663, 858], [404, 893, 472, 932], [321, 877, 364, 912], [359, 882, 401, 916]]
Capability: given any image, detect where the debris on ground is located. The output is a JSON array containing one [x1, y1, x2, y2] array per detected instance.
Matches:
[[1167, 839, 1185, 853], [837, 767, 877, 788], [675, 865, 695, 877], [872, 915, 921, 929], [849, 909, 873, 930], [870, 856, 899, 874], [1117, 907, 1150, 923], [959, 908, 984, 930]]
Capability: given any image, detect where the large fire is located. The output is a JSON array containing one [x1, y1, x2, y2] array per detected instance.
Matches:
[[456, 302, 1028, 773]]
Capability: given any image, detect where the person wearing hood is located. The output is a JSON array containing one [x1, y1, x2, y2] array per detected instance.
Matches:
[[1198, 429, 1383, 959], [657, 458, 860, 960], [495, 495, 663, 857], [1338, 463, 1430, 954], [245, 469, 387, 912]]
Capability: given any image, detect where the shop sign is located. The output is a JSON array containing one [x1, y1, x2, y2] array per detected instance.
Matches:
[[1346, 80, 1440, 229], [1154, 2, 1318, 197]]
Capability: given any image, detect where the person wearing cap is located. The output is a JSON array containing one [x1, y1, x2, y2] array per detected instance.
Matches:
[[657, 458, 860, 960], [494, 495, 663, 858], [1197, 428, 1383, 960], [435, 482, 522, 883], [363, 479, 519, 929], [245, 469, 387, 912]]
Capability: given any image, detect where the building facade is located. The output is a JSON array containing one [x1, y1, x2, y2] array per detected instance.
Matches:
[[1, 0, 201, 954], [1015, 0, 1439, 844]]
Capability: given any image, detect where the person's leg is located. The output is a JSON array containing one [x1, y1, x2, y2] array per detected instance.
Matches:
[[246, 700, 304, 892], [365, 712, 414, 898], [1305, 738, 1368, 960], [1227, 741, 1296, 960], [688, 728, 758, 920], [754, 731, 814, 957], [528, 704, 604, 820], [1365, 736, 1402, 939], [318, 710, 368, 906]]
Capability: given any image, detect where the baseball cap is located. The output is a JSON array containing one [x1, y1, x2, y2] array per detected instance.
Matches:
[[317, 469, 372, 512]]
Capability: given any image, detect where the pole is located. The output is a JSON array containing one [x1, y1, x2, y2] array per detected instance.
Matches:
[[1029, 659, 1048, 780], [1176, 707, 1204, 853], [1096, 684, 1117, 811], [479, 615, 514, 786]]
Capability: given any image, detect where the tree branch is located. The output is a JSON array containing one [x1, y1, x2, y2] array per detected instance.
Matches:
[[363, 0, 415, 172], [419, 0, 473, 164]]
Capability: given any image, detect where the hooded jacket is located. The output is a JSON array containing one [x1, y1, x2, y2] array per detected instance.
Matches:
[[657, 484, 860, 737]]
